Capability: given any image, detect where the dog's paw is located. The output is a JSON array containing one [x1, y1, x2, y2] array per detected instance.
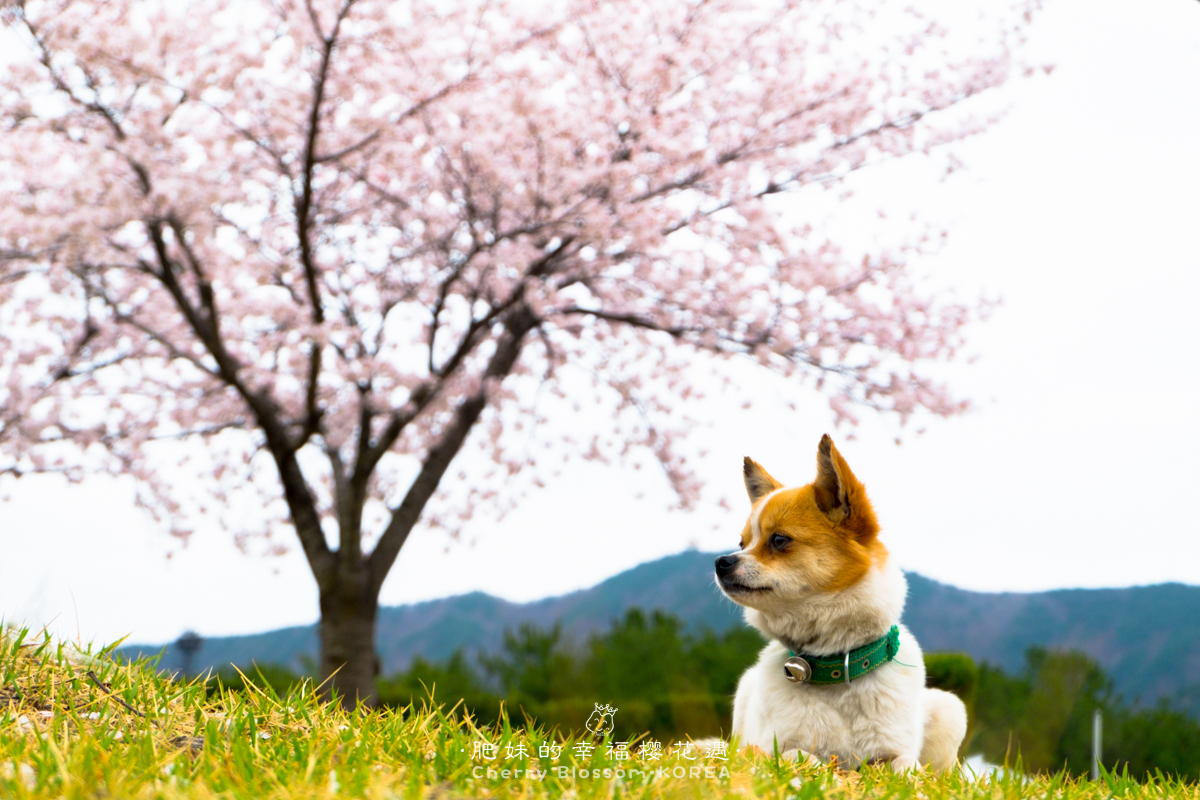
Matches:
[[780, 748, 823, 767], [889, 756, 920, 773]]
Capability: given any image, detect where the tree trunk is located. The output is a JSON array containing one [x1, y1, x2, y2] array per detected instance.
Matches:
[[311, 306, 539, 708], [318, 573, 380, 709]]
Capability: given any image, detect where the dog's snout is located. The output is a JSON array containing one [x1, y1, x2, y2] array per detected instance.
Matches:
[[715, 554, 740, 577]]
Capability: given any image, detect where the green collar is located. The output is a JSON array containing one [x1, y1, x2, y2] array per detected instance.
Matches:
[[785, 625, 900, 685]]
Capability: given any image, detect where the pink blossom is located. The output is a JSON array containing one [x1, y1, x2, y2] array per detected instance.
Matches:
[[0, 0, 1036, 704]]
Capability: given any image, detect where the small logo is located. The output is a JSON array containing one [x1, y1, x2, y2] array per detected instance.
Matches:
[[584, 703, 617, 737]]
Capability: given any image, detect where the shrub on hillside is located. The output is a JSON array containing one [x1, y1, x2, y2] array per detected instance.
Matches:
[[377, 652, 502, 722], [972, 648, 1200, 781], [377, 608, 765, 739], [925, 653, 979, 704], [193, 616, 1200, 780]]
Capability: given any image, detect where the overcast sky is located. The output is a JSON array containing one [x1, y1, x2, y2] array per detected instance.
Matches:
[[2, 0, 1199, 648]]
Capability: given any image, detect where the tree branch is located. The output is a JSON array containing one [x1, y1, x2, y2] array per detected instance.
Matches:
[[294, 0, 355, 329], [557, 306, 697, 338], [314, 129, 381, 164], [353, 235, 576, 487], [290, 0, 358, 455], [366, 305, 539, 594], [141, 220, 335, 584]]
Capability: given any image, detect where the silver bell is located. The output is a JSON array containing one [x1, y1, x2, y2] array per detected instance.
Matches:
[[784, 656, 812, 683]]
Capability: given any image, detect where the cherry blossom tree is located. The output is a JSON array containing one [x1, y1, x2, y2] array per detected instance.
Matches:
[[0, 0, 1034, 705]]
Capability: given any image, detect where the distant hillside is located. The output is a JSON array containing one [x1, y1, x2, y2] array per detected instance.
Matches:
[[123, 550, 1200, 711], [906, 573, 1200, 708], [124, 552, 744, 677]]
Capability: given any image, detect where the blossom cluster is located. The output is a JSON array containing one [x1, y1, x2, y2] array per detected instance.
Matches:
[[0, 0, 1035, 702]]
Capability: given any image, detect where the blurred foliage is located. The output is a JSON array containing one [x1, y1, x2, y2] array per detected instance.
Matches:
[[926, 652, 979, 707], [971, 647, 1200, 781], [480, 623, 575, 708], [23, 625, 1080, 800], [206, 611, 1200, 779], [377, 651, 502, 722], [926, 653, 979, 699], [380, 609, 765, 740]]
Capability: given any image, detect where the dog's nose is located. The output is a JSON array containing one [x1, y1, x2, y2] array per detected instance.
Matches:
[[715, 554, 739, 577]]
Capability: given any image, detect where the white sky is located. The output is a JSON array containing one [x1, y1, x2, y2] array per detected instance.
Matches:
[[2, 0, 1199, 648]]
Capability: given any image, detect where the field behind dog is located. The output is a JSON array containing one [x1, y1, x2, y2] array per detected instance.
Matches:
[[3, 629, 1197, 800]]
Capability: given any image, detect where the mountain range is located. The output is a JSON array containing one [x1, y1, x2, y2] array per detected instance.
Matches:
[[123, 550, 1200, 712]]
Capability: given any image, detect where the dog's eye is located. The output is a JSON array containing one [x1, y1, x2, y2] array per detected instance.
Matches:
[[770, 533, 791, 549]]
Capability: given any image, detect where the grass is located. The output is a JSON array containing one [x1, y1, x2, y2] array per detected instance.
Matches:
[[2, 628, 1197, 799]]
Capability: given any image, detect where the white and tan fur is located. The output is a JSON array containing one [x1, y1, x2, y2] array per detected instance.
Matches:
[[715, 435, 966, 772]]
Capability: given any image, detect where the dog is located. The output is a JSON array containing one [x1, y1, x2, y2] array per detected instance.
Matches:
[[714, 434, 967, 772]]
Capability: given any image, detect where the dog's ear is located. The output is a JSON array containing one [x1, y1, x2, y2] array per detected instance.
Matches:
[[814, 434, 859, 525], [743, 457, 782, 504]]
